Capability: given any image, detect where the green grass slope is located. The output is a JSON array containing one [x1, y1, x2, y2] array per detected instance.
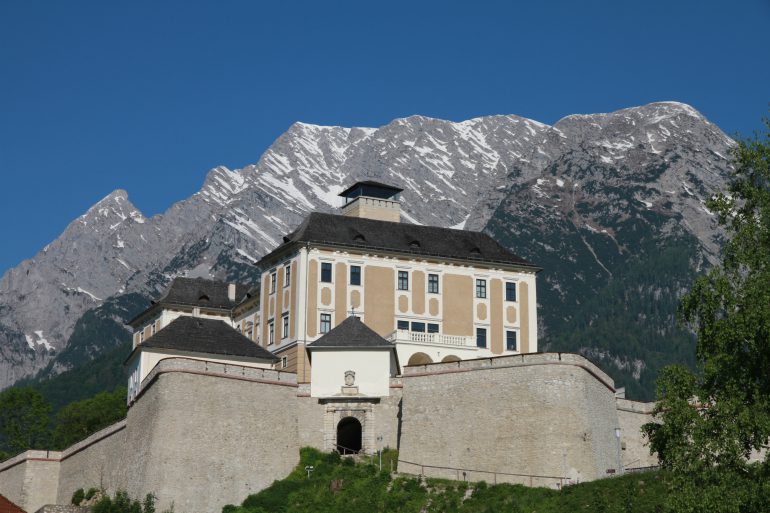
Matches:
[[225, 448, 667, 513]]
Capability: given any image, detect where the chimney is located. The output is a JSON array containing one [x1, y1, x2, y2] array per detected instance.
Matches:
[[338, 181, 403, 223], [228, 283, 236, 302]]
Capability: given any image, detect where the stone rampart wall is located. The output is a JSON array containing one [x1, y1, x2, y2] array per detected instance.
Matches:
[[398, 353, 621, 487], [56, 420, 127, 505], [118, 358, 300, 513], [616, 398, 658, 469], [1, 358, 301, 513], [0, 451, 61, 513]]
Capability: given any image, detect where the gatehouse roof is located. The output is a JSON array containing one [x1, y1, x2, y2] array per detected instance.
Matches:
[[307, 316, 393, 349]]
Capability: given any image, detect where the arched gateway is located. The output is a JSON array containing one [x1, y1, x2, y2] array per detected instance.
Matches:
[[336, 417, 362, 454]]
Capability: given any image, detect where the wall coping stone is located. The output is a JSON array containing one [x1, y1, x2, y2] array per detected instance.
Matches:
[[60, 419, 127, 461], [34, 505, 91, 513], [0, 450, 62, 472], [403, 352, 615, 391], [132, 357, 298, 406], [616, 398, 656, 414]]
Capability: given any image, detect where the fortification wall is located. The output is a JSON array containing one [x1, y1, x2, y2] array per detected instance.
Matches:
[[616, 399, 658, 469], [118, 358, 300, 513], [56, 421, 127, 505], [398, 353, 621, 487], [0, 451, 61, 513]]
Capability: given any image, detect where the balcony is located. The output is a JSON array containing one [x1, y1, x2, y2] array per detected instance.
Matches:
[[386, 329, 475, 348]]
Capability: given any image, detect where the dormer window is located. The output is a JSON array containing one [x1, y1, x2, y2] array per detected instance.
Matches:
[[470, 247, 481, 256], [353, 234, 366, 242], [409, 240, 421, 249], [198, 294, 210, 302]]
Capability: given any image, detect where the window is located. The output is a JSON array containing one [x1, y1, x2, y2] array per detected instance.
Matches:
[[350, 265, 361, 286], [282, 314, 289, 339], [398, 271, 409, 290], [270, 272, 277, 293], [506, 330, 518, 352], [281, 356, 288, 369], [476, 327, 487, 348], [428, 274, 439, 293], [151, 323, 156, 336], [321, 262, 332, 283], [320, 313, 331, 334], [476, 279, 487, 299], [268, 321, 275, 345], [411, 322, 426, 332], [506, 282, 517, 302], [427, 323, 439, 333], [255, 323, 260, 343], [139, 331, 145, 343], [284, 265, 291, 287], [397, 320, 409, 331]]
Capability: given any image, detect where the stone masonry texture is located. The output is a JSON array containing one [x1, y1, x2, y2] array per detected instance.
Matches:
[[397, 353, 621, 486], [0, 353, 658, 512]]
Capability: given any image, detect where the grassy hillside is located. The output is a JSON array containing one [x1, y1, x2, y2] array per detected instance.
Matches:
[[224, 448, 667, 513]]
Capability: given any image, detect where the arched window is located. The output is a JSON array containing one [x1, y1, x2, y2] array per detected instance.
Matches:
[[407, 352, 433, 366]]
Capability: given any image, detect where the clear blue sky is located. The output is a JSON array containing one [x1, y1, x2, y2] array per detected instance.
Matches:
[[1, 0, 768, 274]]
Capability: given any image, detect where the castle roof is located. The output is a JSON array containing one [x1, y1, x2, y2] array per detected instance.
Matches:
[[338, 180, 403, 199], [157, 277, 250, 309], [129, 277, 251, 326], [307, 316, 394, 349], [257, 212, 538, 270], [127, 316, 278, 362]]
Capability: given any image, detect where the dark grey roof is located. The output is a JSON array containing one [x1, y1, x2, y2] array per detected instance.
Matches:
[[157, 277, 250, 309], [307, 316, 393, 349], [259, 212, 537, 269], [338, 180, 404, 198], [129, 316, 278, 362]]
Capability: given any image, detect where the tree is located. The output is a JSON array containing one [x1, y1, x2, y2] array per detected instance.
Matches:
[[53, 387, 127, 449], [0, 387, 52, 455], [644, 116, 770, 512]]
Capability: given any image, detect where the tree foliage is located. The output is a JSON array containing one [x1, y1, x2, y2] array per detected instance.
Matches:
[[53, 387, 127, 449], [0, 386, 51, 455], [644, 116, 770, 512]]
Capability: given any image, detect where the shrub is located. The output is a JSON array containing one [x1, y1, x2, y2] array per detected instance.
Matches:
[[71, 488, 85, 506]]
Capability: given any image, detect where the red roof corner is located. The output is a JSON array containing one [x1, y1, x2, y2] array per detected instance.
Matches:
[[0, 494, 25, 513]]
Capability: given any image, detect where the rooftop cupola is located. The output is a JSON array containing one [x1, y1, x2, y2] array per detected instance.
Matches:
[[338, 180, 403, 222]]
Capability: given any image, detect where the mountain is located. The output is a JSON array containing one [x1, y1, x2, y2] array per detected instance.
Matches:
[[0, 102, 734, 399]]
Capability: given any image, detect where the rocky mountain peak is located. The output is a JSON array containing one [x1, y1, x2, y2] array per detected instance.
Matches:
[[0, 102, 735, 394]]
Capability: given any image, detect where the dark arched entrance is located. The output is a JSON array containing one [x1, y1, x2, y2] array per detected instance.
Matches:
[[336, 417, 362, 454]]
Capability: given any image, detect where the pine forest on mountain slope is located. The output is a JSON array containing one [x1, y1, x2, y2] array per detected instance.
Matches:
[[3, 102, 733, 403]]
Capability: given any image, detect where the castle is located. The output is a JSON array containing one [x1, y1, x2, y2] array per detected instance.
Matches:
[[0, 182, 657, 513]]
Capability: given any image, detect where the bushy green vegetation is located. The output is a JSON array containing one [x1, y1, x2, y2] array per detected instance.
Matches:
[[0, 387, 52, 455], [0, 385, 126, 458], [224, 448, 667, 513], [644, 117, 770, 512], [53, 387, 127, 449], [91, 491, 160, 513]]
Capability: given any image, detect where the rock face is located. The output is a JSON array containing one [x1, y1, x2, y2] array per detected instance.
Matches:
[[0, 101, 734, 396]]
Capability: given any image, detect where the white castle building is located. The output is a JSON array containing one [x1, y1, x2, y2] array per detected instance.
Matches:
[[0, 182, 657, 513]]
